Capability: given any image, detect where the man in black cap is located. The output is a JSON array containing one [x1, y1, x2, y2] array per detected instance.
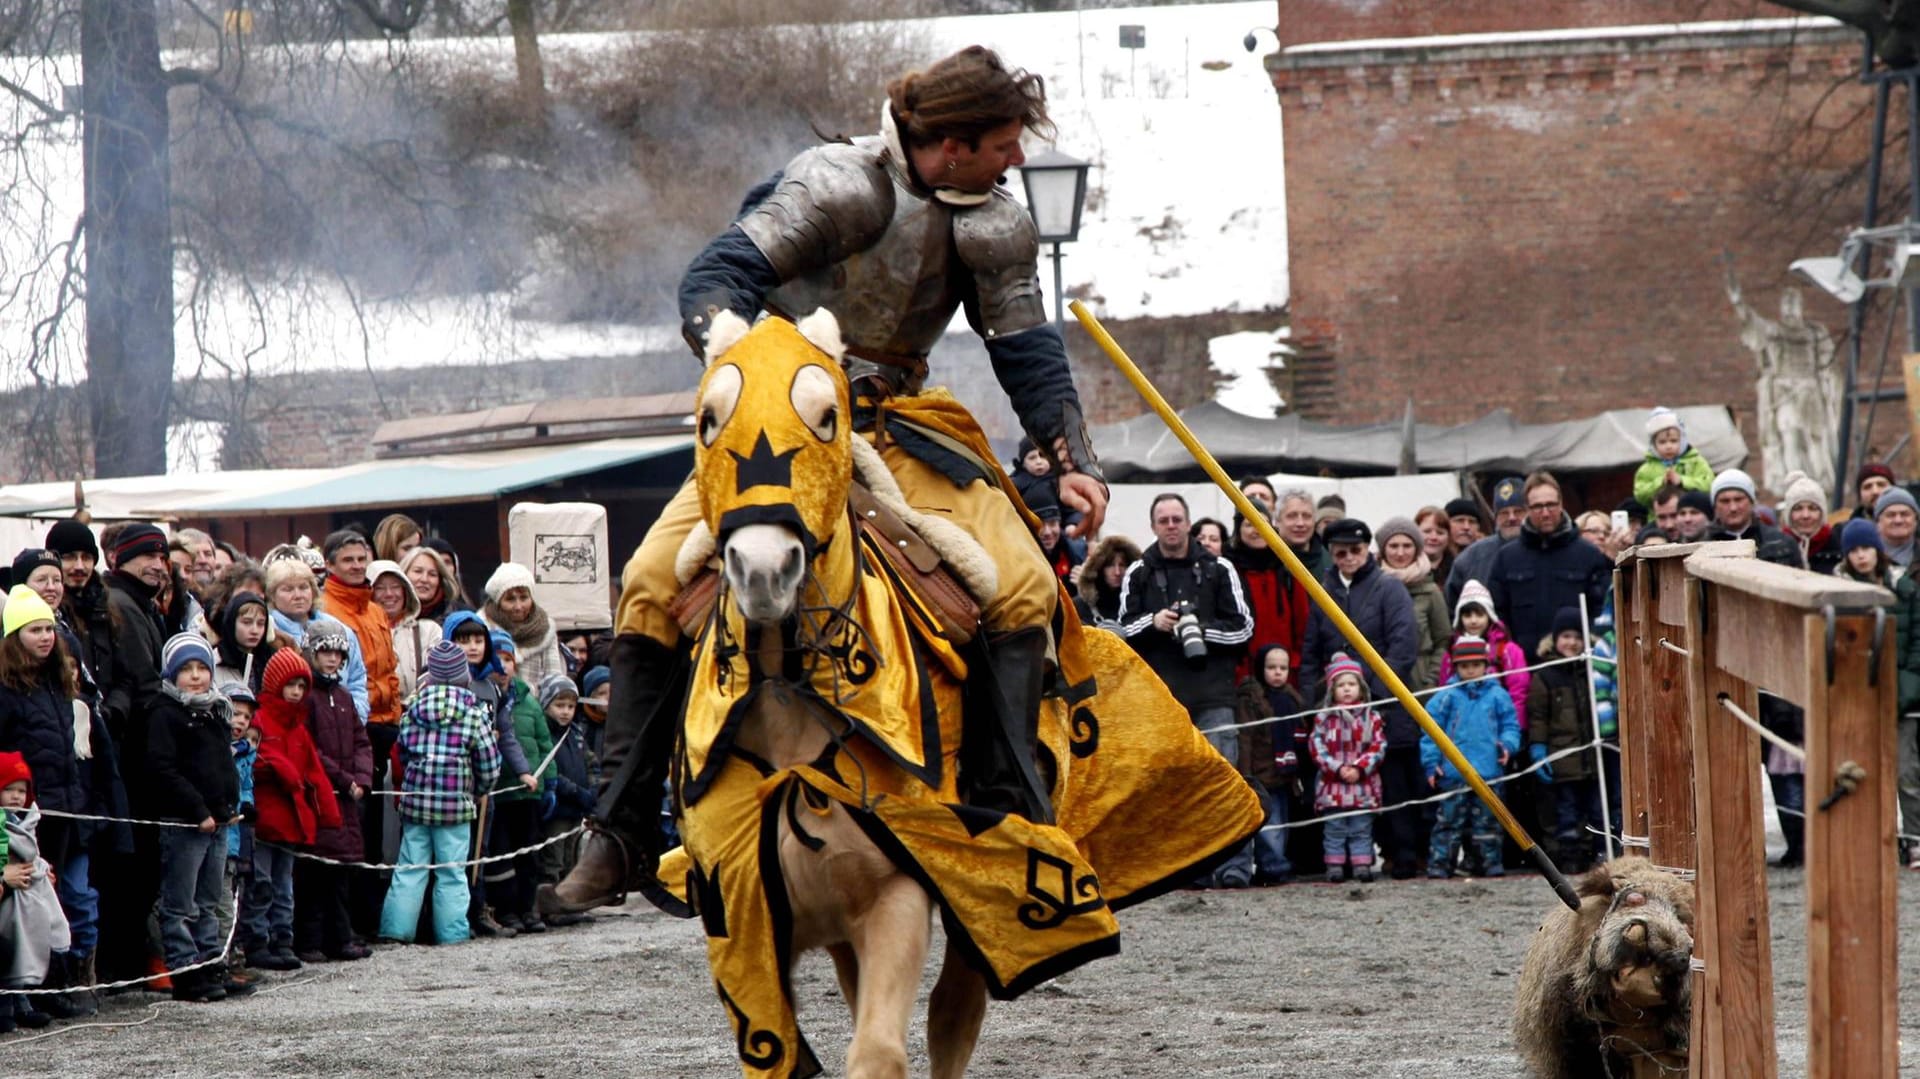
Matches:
[[1299, 517, 1423, 877], [1671, 490, 1714, 543], [1447, 475, 1527, 608], [46, 519, 115, 693]]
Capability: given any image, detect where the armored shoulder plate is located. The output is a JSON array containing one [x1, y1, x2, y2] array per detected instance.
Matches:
[[952, 189, 1047, 338], [737, 143, 895, 281]]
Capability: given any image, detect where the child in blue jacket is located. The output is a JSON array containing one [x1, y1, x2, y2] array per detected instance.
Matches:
[[1422, 636, 1520, 878]]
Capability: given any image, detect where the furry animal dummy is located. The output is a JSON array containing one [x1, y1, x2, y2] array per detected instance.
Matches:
[[1513, 856, 1695, 1078]]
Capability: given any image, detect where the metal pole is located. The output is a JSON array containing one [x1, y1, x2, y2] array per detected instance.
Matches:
[[1580, 591, 1616, 862], [1835, 76, 1890, 507], [1051, 241, 1066, 334]]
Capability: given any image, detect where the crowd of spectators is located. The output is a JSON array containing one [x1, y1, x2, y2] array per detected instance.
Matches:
[[0, 515, 610, 1027]]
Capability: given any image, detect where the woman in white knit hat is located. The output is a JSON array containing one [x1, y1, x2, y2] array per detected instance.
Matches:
[[1780, 470, 1843, 576], [480, 563, 565, 686]]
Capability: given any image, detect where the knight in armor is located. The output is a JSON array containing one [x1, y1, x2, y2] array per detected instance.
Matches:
[[539, 46, 1111, 915]]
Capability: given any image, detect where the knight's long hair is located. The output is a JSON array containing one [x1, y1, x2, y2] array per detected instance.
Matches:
[[886, 45, 1052, 148]]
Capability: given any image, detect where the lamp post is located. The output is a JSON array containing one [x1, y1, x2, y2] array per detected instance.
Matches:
[[1018, 148, 1092, 333]]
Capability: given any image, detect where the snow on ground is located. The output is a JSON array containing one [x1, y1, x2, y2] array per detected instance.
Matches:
[[1208, 327, 1288, 415], [0, 2, 1286, 394]]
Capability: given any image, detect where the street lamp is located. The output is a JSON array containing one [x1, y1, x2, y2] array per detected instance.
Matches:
[[1018, 147, 1091, 333]]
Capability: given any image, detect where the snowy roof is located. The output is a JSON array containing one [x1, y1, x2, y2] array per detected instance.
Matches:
[[1283, 16, 1847, 58]]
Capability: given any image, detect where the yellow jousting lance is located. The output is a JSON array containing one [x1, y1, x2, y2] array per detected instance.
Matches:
[[1071, 300, 1582, 912]]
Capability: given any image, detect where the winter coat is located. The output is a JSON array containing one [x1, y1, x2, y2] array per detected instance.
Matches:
[[1380, 556, 1450, 691], [144, 684, 241, 825], [1310, 704, 1385, 810], [1527, 653, 1596, 781], [60, 575, 116, 700], [228, 738, 255, 860], [495, 677, 555, 803], [546, 719, 596, 819], [104, 571, 166, 753], [1446, 533, 1515, 609], [481, 606, 568, 688], [1710, 521, 1806, 570], [269, 609, 370, 723], [211, 594, 280, 695], [1437, 621, 1533, 724], [1793, 525, 1845, 578], [305, 675, 371, 862], [1228, 542, 1301, 688], [386, 576, 443, 704], [1300, 556, 1419, 746], [444, 612, 533, 779], [0, 673, 85, 817], [1115, 544, 1253, 712], [1487, 511, 1613, 655], [1632, 446, 1715, 506], [1421, 675, 1521, 787], [1839, 561, 1920, 715], [1233, 673, 1302, 791], [320, 577, 402, 726], [0, 808, 69, 988], [252, 693, 342, 848], [396, 684, 501, 826]]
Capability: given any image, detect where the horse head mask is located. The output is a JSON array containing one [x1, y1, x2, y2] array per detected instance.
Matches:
[[694, 309, 853, 624]]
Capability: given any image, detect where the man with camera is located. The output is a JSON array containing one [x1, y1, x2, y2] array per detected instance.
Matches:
[[1116, 493, 1255, 810]]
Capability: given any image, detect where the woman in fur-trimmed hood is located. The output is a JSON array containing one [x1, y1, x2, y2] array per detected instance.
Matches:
[[1073, 535, 1141, 630]]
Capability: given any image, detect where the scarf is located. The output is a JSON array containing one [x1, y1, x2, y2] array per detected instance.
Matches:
[[161, 680, 233, 722], [485, 597, 553, 653], [1378, 551, 1433, 588]]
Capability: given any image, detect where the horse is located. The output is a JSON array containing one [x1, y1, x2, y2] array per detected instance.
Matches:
[[662, 307, 1263, 1079]]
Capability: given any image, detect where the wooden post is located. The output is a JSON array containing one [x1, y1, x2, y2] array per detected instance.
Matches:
[[1647, 555, 1697, 871], [1686, 578, 1775, 1079], [1616, 558, 1652, 854], [1804, 610, 1899, 1079]]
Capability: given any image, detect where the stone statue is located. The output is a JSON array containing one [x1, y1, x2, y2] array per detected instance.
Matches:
[[1726, 267, 1845, 496], [1769, 1, 1920, 67]]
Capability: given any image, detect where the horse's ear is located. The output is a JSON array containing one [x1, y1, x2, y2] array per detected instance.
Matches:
[[704, 310, 753, 366], [794, 308, 846, 363]]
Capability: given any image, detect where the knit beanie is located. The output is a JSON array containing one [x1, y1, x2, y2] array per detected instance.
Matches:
[[1450, 635, 1490, 664], [10, 548, 59, 589], [1444, 497, 1482, 522], [218, 680, 257, 708], [484, 562, 536, 604], [1550, 607, 1586, 638], [305, 630, 352, 657], [160, 632, 216, 683], [1677, 489, 1714, 516], [1324, 652, 1364, 688], [1453, 579, 1499, 626], [1859, 462, 1897, 492], [1024, 482, 1061, 522], [112, 523, 167, 566], [1875, 486, 1920, 520], [1780, 470, 1827, 517], [1710, 468, 1757, 503], [580, 665, 611, 699], [537, 672, 579, 710], [423, 640, 471, 689], [262, 648, 313, 698], [0, 751, 31, 803], [1374, 516, 1422, 554], [1, 585, 54, 638], [1841, 517, 1886, 554], [489, 629, 517, 656], [44, 519, 98, 559], [1645, 406, 1684, 441]]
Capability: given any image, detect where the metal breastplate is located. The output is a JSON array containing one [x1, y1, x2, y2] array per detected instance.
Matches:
[[764, 163, 960, 393]]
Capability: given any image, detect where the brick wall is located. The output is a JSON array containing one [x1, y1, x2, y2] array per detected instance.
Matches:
[[1282, 0, 1779, 44], [1270, 15, 1878, 479]]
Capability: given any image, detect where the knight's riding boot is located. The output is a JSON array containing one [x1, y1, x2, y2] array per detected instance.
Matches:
[[537, 635, 687, 916], [963, 627, 1057, 826]]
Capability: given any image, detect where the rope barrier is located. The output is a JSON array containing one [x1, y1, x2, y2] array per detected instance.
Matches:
[[1217, 650, 1596, 735], [0, 882, 243, 997], [1658, 638, 1690, 658], [1717, 695, 1808, 764]]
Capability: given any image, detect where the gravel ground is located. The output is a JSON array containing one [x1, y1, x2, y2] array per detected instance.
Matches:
[[13, 867, 1919, 1078]]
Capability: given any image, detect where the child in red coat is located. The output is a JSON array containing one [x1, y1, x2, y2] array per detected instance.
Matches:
[[293, 633, 371, 963], [242, 649, 340, 972]]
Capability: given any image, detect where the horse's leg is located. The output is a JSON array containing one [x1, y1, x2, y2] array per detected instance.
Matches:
[[844, 876, 932, 1079], [827, 942, 860, 1022], [927, 943, 988, 1079]]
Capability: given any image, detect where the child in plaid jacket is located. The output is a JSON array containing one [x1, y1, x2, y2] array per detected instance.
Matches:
[[377, 642, 500, 945]]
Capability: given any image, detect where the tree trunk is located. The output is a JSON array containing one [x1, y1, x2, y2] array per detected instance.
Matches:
[[81, 0, 173, 478], [507, 0, 549, 135]]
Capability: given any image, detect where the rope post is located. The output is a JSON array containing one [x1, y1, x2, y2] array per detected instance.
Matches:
[[1614, 558, 1652, 854], [1804, 606, 1899, 1079], [1646, 554, 1700, 870], [1578, 591, 1616, 863], [1684, 576, 1776, 1079]]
